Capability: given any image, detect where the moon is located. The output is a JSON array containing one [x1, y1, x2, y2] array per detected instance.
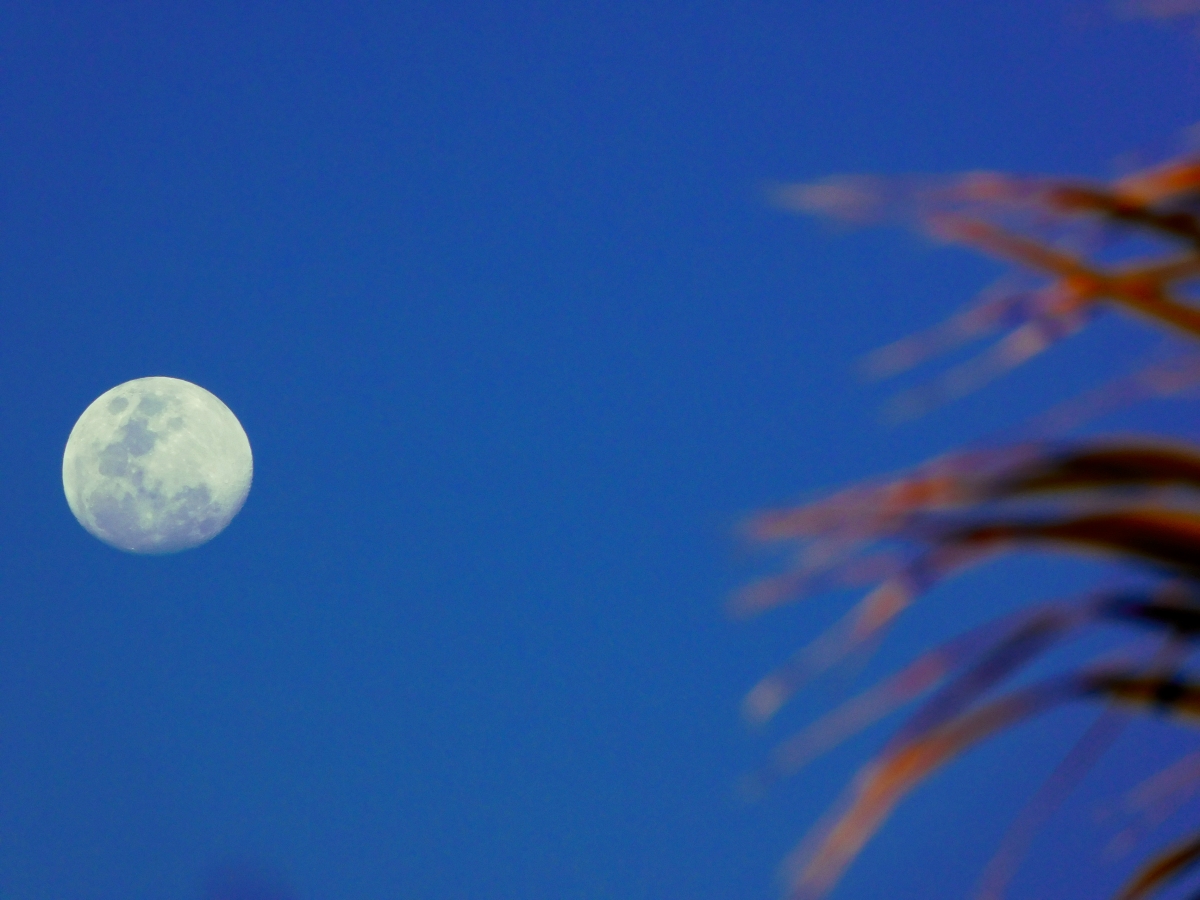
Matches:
[[62, 377, 253, 554]]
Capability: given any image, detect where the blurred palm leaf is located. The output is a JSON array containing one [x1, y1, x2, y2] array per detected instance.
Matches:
[[749, 153, 1200, 900]]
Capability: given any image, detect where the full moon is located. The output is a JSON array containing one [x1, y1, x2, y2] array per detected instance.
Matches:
[[62, 377, 253, 554]]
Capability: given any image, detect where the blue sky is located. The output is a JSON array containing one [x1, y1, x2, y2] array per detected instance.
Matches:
[[2, 3, 1200, 898]]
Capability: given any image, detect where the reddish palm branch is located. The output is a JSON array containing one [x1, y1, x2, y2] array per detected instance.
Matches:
[[748, 154, 1200, 900]]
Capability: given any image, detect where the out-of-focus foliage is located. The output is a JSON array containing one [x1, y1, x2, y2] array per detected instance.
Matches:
[[747, 155, 1200, 899], [205, 866, 297, 900]]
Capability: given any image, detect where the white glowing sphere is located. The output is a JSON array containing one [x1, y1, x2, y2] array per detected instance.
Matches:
[[62, 377, 253, 554]]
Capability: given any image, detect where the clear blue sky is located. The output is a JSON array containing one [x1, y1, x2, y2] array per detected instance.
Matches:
[[1, 3, 1198, 898]]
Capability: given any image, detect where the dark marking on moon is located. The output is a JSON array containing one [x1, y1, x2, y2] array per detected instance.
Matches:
[[137, 395, 166, 416]]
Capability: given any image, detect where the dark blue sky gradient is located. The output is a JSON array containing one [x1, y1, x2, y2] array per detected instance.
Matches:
[[2, 3, 1199, 898]]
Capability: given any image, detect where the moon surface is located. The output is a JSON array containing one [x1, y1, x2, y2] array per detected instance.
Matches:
[[62, 377, 253, 554]]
